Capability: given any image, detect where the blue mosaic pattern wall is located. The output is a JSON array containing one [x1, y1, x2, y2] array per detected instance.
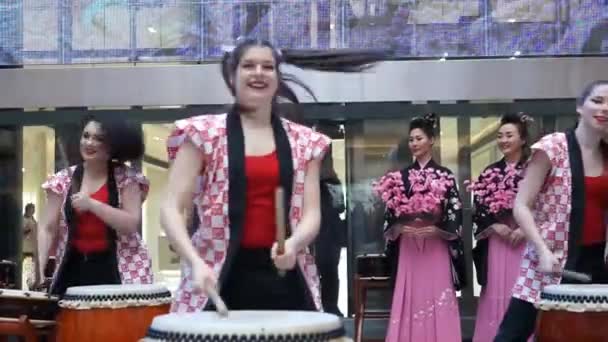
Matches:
[[1, 0, 607, 65]]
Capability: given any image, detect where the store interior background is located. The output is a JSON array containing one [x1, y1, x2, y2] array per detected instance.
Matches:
[[2, 0, 605, 339]]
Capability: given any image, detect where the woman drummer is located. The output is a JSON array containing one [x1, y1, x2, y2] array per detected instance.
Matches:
[[161, 38, 388, 312], [37, 116, 152, 296], [494, 80, 608, 341]]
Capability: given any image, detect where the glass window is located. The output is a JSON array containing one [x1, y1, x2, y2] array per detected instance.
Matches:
[[71, 0, 131, 63], [135, 2, 200, 61], [20, 126, 55, 289], [141, 123, 181, 292], [22, 0, 59, 64]]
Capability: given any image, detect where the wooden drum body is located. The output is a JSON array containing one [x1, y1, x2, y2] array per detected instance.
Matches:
[[143, 311, 352, 342], [56, 284, 172, 342], [536, 284, 608, 342], [0, 289, 59, 325]]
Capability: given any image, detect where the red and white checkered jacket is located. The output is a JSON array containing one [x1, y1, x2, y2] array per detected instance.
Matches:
[[166, 114, 331, 313], [512, 132, 572, 304], [42, 165, 153, 286]]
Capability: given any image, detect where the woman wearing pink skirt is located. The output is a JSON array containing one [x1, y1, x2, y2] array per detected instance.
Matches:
[[375, 113, 466, 342], [470, 113, 532, 342]]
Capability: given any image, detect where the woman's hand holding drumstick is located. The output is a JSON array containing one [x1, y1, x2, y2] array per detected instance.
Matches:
[[561, 270, 592, 283], [161, 139, 229, 317], [272, 187, 297, 275], [205, 283, 229, 317], [189, 248, 229, 317]]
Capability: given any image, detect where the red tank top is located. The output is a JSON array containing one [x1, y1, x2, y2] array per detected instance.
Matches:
[[241, 151, 280, 248], [72, 183, 110, 253], [582, 175, 608, 245]]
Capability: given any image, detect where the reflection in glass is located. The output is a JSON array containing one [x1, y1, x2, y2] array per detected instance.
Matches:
[[0, 0, 21, 64], [22, 0, 59, 63], [135, 2, 200, 60], [142, 123, 180, 292], [346, 119, 409, 256], [330, 138, 349, 315], [469, 117, 501, 297], [71, 0, 130, 60], [203, 1, 237, 57], [8, 0, 608, 65], [553, 0, 608, 54], [21, 126, 55, 289]]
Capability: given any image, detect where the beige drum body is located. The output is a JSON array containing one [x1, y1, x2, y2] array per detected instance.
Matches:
[[143, 310, 351, 342], [536, 284, 608, 342], [56, 284, 172, 342]]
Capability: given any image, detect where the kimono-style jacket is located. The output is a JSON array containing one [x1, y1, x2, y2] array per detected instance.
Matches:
[[472, 158, 525, 286], [166, 111, 331, 313], [42, 164, 153, 294], [383, 159, 467, 291], [512, 129, 608, 304]]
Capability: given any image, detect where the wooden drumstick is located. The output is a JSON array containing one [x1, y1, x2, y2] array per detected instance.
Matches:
[[205, 285, 229, 317], [275, 187, 286, 277], [562, 270, 592, 283], [57, 138, 70, 170], [57, 138, 77, 187]]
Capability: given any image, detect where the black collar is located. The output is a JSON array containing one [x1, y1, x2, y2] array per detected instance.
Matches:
[[222, 108, 294, 281], [565, 128, 584, 269]]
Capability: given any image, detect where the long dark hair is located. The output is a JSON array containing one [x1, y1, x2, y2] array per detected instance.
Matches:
[[80, 115, 144, 164], [221, 38, 390, 106], [58, 117, 133, 287]]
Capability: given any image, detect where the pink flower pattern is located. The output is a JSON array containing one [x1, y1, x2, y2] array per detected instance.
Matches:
[[377, 161, 467, 291], [465, 163, 523, 216], [373, 168, 456, 219]]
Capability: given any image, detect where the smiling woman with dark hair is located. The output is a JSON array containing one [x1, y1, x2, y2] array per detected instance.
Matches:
[[471, 112, 532, 342], [37, 116, 152, 296], [377, 113, 466, 342], [494, 80, 608, 341], [161, 38, 389, 313]]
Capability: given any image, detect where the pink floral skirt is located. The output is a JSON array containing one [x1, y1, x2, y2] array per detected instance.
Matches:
[[385, 235, 461, 342], [473, 234, 527, 342]]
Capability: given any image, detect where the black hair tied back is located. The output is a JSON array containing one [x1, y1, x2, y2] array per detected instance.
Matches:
[[280, 48, 392, 73], [499, 112, 533, 160], [423, 112, 439, 129], [81, 115, 144, 164], [409, 112, 438, 139], [499, 112, 533, 134]]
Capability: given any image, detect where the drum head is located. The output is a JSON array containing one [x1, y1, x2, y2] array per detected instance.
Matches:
[[538, 284, 608, 311], [543, 284, 608, 297], [146, 311, 345, 341], [65, 284, 170, 297], [60, 284, 172, 309]]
